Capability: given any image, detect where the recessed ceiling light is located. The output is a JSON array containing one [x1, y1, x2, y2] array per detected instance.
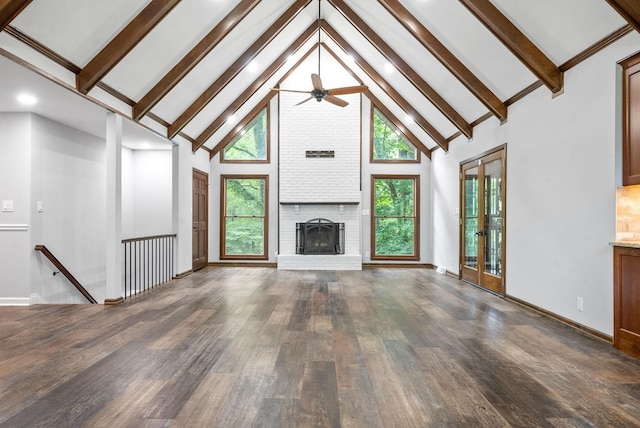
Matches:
[[227, 114, 237, 125], [17, 93, 37, 106], [247, 60, 259, 73], [404, 114, 414, 124], [384, 62, 395, 74], [140, 142, 151, 149]]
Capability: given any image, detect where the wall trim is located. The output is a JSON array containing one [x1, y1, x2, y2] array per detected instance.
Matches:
[[0, 297, 31, 306], [104, 297, 124, 306], [0, 224, 28, 231], [363, 263, 434, 269], [506, 294, 613, 343], [174, 270, 194, 279]]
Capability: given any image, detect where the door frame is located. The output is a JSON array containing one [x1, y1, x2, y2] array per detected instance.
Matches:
[[459, 144, 507, 296]]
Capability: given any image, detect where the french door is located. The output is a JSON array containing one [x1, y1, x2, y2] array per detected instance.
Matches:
[[460, 147, 506, 295]]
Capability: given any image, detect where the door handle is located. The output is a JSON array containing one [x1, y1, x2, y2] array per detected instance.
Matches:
[[475, 230, 485, 237]]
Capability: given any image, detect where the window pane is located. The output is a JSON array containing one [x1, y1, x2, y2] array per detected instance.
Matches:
[[223, 108, 267, 161], [225, 217, 264, 255], [375, 217, 415, 256], [372, 108, 417, 161], [374, 178, 415, 216], [225, 179, 265, 216]]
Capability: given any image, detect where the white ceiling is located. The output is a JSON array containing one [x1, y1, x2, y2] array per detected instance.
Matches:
[[0, 0, 632, 152]]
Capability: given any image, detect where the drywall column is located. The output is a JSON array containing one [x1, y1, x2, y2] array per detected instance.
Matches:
[[105, 112, 123, 303], [172, 139, 192, 276]]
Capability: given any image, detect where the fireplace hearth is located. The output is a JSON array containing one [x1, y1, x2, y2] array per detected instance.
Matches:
[[296, 218, 345, 255]]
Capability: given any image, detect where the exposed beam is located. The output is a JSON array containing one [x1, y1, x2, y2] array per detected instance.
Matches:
[[209, 93, 274, 159], [377, 0, 507, 123], [367, 90, 431, 159], [323, 21, 449, 152], [0, 0, 32, 31], [328, 0, 472, 139], [195, 23, 317, 153], [133, 0, 261, 121], [169, 0, 311, 139], [76, 0, 180, 94], [459, 0, 563, 95], [605, 0, 640, 33]]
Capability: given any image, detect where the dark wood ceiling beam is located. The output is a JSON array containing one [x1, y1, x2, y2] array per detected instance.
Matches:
[[133, 0, 261, 121], [208, 93, 274, 159], [606, 0, 640, 32], [0, 0, 32, 31], [328, 0, 472, 139], [195, 23, 317, 153], [367, 90, 431, 159], [377, 0, 507, 124], [459, 0, 563, 95], [76, 0, 180, 94], [323, 21, 448, 152], [169, 0, 311, 139]]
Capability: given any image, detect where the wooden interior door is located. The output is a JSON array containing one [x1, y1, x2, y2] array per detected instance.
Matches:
[[460, 148, 506, 295], [192, 169, 208, 271]]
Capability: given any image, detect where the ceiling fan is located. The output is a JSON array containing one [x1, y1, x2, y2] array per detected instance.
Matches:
[[272, 0, 367, 107]]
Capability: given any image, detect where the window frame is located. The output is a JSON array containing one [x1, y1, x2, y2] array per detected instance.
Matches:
[[371, 174, 420, 261], [370, 105, 420, 164], [220, 174, 269, 260], [221, 106, 270, 164]]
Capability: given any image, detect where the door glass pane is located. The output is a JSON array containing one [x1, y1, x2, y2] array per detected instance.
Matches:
[[463, 167, 479, 269], [484, 159, 502, 276]]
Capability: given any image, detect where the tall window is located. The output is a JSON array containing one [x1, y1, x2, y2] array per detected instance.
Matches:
[[222, 176, 268, 259], [372, 175, 419, 259], [222, 107, 268, 162], [372, 107, 418, 162]]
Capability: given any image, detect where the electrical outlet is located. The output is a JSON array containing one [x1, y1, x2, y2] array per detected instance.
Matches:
[[577, 297, 584, 312], [2, 200, 14, 212]]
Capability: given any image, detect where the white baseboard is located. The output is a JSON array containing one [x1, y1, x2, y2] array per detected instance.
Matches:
[[0, 297, 31, 306]]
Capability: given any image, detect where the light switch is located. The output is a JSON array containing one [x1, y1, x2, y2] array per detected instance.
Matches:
[[37, 201, 44, 212], [2, 200, 14, 212]]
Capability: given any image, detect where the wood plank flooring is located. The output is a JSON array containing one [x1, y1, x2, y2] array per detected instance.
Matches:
[[1, 267, 640, 427]]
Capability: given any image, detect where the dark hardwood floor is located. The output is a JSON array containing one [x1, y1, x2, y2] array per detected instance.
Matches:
[[1, 267, 640, 427]]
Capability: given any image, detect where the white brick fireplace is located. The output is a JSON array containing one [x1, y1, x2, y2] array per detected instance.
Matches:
[[277, 58, 362, 270]]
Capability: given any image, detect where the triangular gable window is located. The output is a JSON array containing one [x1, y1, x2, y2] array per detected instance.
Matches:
[[372, 107, 418, 162], [222, 108, 268, 162]]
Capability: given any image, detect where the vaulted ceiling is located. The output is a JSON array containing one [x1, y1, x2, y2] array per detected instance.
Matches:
[[0, 0, 638, 155]]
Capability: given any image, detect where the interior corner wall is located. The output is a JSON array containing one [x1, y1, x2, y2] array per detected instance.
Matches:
[[0, 113, 31, 304], [431, 33, 640, 336], [30, 114, 106, 303]]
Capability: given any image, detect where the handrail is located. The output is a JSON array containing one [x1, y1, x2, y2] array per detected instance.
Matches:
[[34, 245, 98, 304], [122, 233, 176, 244]]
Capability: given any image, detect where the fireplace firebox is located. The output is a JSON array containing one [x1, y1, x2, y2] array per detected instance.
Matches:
[[296, 218, 345, 255]]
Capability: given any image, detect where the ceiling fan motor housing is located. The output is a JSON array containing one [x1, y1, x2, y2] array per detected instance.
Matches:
[[312, 89, 327, 102]]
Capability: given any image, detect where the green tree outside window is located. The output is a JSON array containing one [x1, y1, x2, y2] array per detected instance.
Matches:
[[223, 108, 267, 161], [372, 108, 417, 161], [373, 176, 418, 258]]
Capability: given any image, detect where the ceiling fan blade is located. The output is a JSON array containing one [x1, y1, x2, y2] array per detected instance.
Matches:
[[324, 95, 349, 107], [294, 96, 314, 106], [272, 88, 311, 94], [327, 85, 368, 96], [311, 73, 323, 91]]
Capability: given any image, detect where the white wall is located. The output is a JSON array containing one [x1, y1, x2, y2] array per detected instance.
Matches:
[[30, 114, 106, 303], [209, 96, 280, 263], [431, 33, 640, 335], [360, 96, 432, 264], [129, 149, 172, 238], [0, 113, 31, 304]]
